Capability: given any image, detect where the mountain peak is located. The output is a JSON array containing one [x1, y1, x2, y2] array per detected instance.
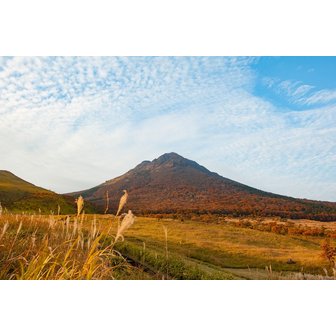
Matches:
[[154, 152, 187, 164], [126, 153, 210, 179], [149, 152, 210, 173], [69, 153, 336, 220], [157, 152, 184, 160]]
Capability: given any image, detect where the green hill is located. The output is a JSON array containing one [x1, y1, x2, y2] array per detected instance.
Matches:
[[0, 170, 91, 214]]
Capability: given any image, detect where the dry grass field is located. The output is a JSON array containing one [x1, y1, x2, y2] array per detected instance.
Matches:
[[1, 211, 335, 280], [115, 216, 336, 279]]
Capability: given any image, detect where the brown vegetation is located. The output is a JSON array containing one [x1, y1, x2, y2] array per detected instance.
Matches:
[[69, 153, 336, 221]]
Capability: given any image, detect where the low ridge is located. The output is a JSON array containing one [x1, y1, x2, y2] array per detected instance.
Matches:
[[0, 170, 77, 214]]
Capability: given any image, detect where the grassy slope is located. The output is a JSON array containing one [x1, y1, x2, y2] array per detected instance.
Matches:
[[0, 170, 95, 214]]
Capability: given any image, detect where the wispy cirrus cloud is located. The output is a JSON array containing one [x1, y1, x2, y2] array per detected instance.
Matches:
[[263, 76, 336, 106], [0, 57, 335, 201], [301, 89, 336, 105]]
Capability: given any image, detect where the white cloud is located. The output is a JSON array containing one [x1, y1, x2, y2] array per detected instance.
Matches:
[[0, 57, 335, 201]]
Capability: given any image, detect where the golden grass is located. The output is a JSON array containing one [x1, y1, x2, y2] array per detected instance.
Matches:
[[1, 212, 335, 279], [115, 217, 334, 273], [0, 213, 135, 280], [227, 216, 336, 230]]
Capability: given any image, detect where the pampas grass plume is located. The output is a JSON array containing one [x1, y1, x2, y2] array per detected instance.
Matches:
[[115, 210, 135, 242], [76, 195, 84, 216], [116, 190, 128, 216]]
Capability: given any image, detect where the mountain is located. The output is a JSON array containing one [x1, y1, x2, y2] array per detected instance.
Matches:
[[68, 153, 336, 221], [0, 170, 78, 214]]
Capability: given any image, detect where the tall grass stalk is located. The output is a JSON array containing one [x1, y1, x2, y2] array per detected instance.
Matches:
[[104, 191, 109, 214], [163, 225, 168, 279], [0, 213, 131, 279]]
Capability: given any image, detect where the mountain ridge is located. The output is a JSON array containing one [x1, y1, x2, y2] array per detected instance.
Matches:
[[67, 153, 336, 221]]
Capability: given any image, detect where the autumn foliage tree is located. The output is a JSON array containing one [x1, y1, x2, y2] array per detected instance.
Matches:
[[321, 239, 336, 265]]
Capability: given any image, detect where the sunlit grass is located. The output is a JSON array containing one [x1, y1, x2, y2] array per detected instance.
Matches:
[[113, 216, 334, 275], [0, 213, 135, 279], [1, 212, 335, 279]]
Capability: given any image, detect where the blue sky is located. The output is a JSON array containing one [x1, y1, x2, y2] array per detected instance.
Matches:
[[0, 56, 335, 201], [253, 57, 336, 110]]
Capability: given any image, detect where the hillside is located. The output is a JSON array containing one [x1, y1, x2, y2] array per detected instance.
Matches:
[[0, 170, 78, 214], [68, 153, 336, 221]]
